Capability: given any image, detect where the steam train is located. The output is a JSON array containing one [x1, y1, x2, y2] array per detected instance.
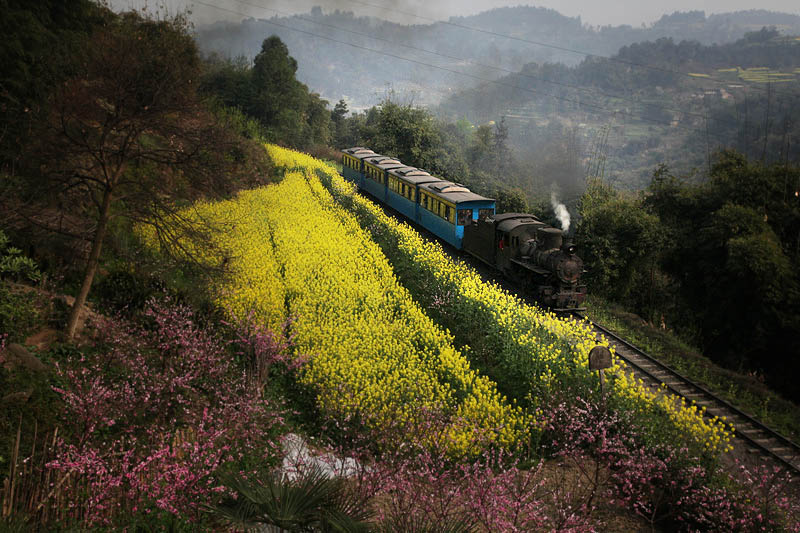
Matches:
[[341, 147, 587, 310]]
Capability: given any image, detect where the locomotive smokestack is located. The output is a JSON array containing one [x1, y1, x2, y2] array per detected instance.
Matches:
[[537, 227, 563, 250]]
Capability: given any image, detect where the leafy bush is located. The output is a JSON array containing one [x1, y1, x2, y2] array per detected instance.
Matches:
[[0, 285, 39, 343], [0, 230, 41, 284], [0, 229, 43, 342]]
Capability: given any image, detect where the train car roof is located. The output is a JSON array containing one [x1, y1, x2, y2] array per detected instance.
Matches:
[[388, 167, 441, 185], [364, 155, 396, 164], [393, 167, 425, 177], [387, 165, 417, 175], [371, 161, 407, 171], [343, 146, 371, 154], [419, 181, 494, 204], [343, 147, 377, 159]]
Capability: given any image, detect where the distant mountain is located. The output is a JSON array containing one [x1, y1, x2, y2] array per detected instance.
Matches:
[[195, 7, 800, 109], [437, 29, 800, 187]]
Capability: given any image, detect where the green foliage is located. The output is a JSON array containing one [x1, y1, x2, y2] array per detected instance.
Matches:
[[575, 178, 664, 312], [361, 101, 441, 165], [492, 186, 529, 213], [212, 466, 373, 532], [0, 0, 107, 165], [0, 230, 42, 341], [200, 36, 332, 150], [0, 284, 39, 343], [467, 123, 494, 172], [114, 508, 214, 532], [199, 54, 255, 113], [94, 266, 167, 315], [252, 36, 302, 121], [331, 99, 354, 148], [212, 101, 268, 143], [0, 230, 41, 283], [584, 151, 800, 401]]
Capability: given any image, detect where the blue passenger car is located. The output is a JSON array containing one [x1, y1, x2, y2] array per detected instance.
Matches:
[[363, 155, 405, 203], [417, 181, 495, 248], [386, 167, 439, 221], [341, 147, 495, 249], [341, 147, 375, 189]]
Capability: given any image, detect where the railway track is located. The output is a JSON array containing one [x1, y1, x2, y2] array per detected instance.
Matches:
[[571, 311, 800, 476], [356, 187, 800, 476]]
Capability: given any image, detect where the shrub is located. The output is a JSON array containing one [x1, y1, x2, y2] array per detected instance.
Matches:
[[46, 299, 288, 526]]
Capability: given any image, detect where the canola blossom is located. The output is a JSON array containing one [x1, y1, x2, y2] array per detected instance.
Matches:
[[150, 153, 527, 454], [265, 145, 733, 455]]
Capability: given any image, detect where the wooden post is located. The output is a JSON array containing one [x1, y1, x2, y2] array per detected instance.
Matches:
[[589, 346, 613, 407]]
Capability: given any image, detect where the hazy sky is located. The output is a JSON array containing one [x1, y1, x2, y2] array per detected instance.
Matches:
[[110, 0, 800, 27]]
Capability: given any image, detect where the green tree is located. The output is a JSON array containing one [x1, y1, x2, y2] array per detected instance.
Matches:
[[202, 36, 331, 149], [363, 100, 441, 164], [358, 100, 470, 182], [493, 186, 529, 213], [643, 152, 800, 395], [14, 12, 243, 339], [468, 124, 494, 173], [251, 35, 305, 130], [304, 92, 331, 147], [576, 178, 664, 311], [493, 116, 510, 174], [0, 0, 106, 168], [199, 54, 255, 112], [331, 99, 348, 124], [331, 99, 349, 148]]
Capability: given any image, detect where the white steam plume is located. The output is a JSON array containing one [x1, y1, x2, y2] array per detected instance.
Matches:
[[550, 192, 570, 233]]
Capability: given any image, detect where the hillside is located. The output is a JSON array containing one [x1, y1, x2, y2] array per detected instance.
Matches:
[[195, 6, 800, 109], [2, 2, 800, 529], [438, 29, 800, 188]]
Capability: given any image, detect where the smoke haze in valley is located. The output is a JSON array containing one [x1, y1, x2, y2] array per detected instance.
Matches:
[[108, 0, 800, 191], [108, 0, 800, 27]]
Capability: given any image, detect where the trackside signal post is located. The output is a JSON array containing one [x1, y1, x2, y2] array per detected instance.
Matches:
[[589, 345, 612, 405]]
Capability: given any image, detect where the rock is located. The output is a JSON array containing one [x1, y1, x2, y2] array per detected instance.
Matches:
[[4, 343, 48, 373], [281, 433, 362, 480]]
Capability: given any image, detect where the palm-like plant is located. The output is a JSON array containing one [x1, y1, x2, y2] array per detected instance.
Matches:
[[377, 515, 476, 533], [212, 466, 373, 532]]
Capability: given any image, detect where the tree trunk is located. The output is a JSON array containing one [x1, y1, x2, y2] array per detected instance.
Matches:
[[66, 187, 113, 340]]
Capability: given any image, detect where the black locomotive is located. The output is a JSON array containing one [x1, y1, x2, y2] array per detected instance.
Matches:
[[462, 213, 586, 310]]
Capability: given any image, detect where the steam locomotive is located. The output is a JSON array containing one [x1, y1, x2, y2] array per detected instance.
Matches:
[[341, 147, 587, 310]]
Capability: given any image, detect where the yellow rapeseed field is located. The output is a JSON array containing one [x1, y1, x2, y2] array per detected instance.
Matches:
[[268, 145, 733, 455], [149, 150, 527, 454]]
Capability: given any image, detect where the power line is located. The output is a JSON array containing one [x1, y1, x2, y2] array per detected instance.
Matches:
[[344, 0, 798, 98], [193, 0, 738, 143], [218, 0, 746, 131]]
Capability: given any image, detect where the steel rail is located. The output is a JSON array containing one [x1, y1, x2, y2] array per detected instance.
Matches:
[[572, 311, 800, 475], [342, 177, 800, 475]]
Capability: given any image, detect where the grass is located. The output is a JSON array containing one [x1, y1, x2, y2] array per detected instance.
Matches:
[[583, 295, 800, 443]]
